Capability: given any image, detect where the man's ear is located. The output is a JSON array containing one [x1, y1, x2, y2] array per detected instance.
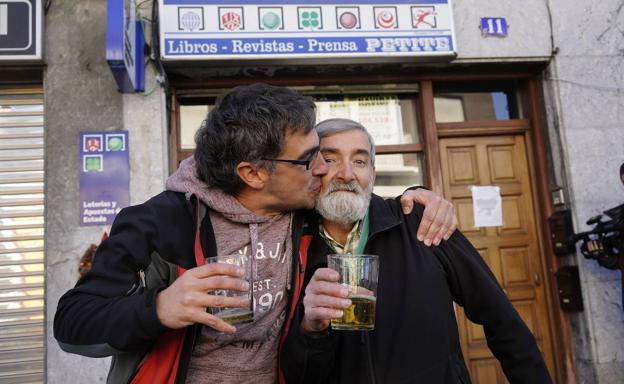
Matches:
[[236, 162, 268, 190]]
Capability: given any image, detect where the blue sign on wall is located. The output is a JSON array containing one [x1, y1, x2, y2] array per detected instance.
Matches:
[[107, 0, 145, 92], [79, 131, 130, 226], [480, 17, 508, 37]]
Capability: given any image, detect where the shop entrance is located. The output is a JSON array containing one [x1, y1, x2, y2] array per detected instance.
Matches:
[[439, 134, 556, 382]]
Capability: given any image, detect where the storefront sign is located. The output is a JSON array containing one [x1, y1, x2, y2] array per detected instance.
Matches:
[[158, 0, 456, 61], [0, 0, 42, 60], [106, 0, 145, 92], [79, 131, 130, 226]]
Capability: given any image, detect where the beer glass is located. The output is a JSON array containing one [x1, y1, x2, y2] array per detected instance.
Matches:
[[327, 254, 379, 330], [205, 254, 253, 325]]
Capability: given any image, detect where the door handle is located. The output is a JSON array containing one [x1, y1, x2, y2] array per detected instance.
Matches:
[[534, 272, 541, 286]]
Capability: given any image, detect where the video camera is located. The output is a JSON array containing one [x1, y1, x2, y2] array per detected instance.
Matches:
[[573, 203, 624, 270], [572, 163, 624, 270]]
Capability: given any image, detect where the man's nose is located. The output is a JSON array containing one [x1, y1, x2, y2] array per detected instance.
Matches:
[[336, 161, 355, 182], [311, 153, 328, 176]]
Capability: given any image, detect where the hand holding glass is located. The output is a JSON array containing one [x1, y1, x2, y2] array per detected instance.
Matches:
[[205, 254, 253, 325], [327, 254, 379, 331]]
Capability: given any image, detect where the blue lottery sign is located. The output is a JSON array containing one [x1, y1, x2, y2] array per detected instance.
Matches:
[[79, 131, 130, 226], [158, 0, 456, 61]]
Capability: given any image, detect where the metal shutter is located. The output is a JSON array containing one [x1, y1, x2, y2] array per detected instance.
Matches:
[[0, 87, 45, 383]]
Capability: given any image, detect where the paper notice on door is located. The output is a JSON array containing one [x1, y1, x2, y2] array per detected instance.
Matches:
[[471, 186, 503, 227]]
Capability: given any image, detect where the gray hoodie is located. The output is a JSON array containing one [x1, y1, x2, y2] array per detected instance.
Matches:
[[166, 157, 293, 384]]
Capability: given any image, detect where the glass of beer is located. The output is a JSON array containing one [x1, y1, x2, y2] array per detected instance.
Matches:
[[327, 254, 379, 331], [205, 254, 254, 325]]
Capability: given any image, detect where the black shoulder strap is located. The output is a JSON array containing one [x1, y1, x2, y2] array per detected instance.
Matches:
[[185, 193, 218, 261]]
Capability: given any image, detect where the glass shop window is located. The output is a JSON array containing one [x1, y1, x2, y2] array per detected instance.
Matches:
[[311, 91, 424, 197], [175, 86, 425, 198], [433, 81, 524, 123]]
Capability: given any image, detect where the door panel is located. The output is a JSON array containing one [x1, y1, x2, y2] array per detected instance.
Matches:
[[439, 135, 555, 383], [472, 360, 506, 384]]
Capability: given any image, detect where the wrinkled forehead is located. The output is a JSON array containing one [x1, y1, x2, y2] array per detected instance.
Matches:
[[320, 129, 373, 155]]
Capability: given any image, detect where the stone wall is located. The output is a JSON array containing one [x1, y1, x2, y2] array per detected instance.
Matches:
[[544, 1, 624, 382], [44, 1, 167, 382]]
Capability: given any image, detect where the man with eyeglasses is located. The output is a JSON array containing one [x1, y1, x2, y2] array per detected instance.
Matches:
[[54, 83, 457, 383]]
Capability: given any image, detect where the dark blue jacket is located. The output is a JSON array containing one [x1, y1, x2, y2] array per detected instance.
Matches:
[[281, 194, 551, 384]]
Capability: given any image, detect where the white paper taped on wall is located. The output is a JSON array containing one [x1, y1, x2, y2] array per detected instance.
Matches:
[[471, 185, 503, 227]]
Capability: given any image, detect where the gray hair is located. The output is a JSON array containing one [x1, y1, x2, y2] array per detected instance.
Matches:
[[314, 118, 375, 165], [194, 83, 316, 195]]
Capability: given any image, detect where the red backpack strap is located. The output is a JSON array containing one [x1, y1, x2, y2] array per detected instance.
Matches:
[[129, 328, 186, 384], [282, 234, 312, 344], [130, 197, 206, 383]]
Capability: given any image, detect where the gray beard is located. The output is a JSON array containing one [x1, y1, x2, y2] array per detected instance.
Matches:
[[315, 181, 372, 225]]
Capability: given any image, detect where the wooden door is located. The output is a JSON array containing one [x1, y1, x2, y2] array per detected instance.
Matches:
[[439, 135, 555, 383]]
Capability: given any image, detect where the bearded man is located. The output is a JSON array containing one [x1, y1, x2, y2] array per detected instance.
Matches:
[[281, 118, 551, 384]]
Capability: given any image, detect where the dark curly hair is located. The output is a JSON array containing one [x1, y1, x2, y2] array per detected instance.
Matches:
[[194, 83, 316, 195]]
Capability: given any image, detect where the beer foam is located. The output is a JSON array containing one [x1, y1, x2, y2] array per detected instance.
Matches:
[[348, 293, 376, 302]]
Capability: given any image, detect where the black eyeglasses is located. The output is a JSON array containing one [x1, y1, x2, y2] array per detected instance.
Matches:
[[261, 148, 320, 171]]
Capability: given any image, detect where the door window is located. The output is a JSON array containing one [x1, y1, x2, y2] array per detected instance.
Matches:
[[434, 81, 523, 122]]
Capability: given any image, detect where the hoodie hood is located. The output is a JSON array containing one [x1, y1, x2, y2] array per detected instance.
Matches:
[[165, 157, 271, 225]]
